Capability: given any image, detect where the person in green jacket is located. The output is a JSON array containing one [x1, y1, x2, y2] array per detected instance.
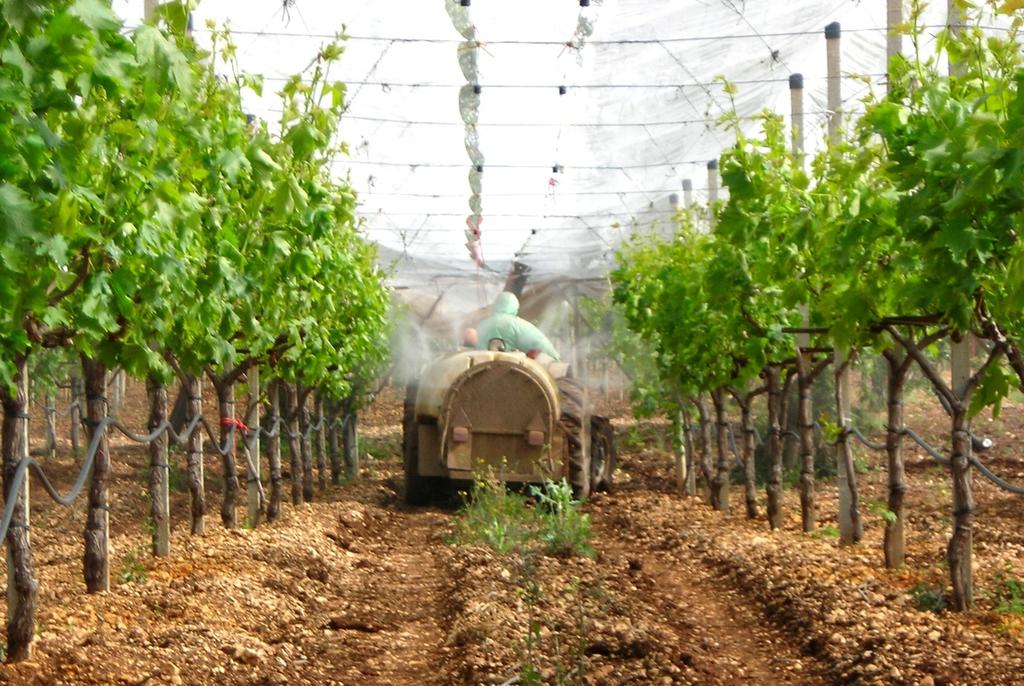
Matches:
[[475, 291, 561, 361]]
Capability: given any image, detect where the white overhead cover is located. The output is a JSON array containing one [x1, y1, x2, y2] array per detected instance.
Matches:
[[114, 0, 977, 313]]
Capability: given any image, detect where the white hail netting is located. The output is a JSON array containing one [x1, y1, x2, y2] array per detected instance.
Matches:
[[114, 1, 977, 337]]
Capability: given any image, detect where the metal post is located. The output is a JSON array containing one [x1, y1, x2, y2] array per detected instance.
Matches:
[[682, 179, 693, 209], [247, 367, 261, 528]]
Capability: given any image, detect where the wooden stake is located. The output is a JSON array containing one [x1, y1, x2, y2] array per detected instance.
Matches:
[[5, 359, 36, 659], [327, 398, 342, 485], [215, 367, 239, 529], [184, 374, 205, 535], [82, 357, 110, 592], [315, 392, 326, 491], [148, 378, 170, 557], [299, 386, 314, 503], [950, 336, 973, 609], [795, 352, 816, 533], [266, 380, 283, 521], [834, 353, 863, 544], [710, 389, 730, 513], [883, 350, 909, 568], [765, 366, 784, 530], [672, 408, 687, 496], [696, 396, 714, 505], [247, 367, 261, 528], [70, 374, 83, 456], [284, 384, 303, 506], [343, 408, 359, 481], [739, 394, 758, 519], [682, 406, 696, 496]]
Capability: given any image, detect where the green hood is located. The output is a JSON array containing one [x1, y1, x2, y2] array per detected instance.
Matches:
[[475, 291, 560, 360], [493, 291, 519, 316]]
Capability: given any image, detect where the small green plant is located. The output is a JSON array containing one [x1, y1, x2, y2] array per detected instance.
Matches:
[[993, 621, 1015, 636], [811, 525, 840, 540], [142, 511, 156, 539], [782, 465, 801, 489], [865, 498, 897, 524], [454, 470, 596, 559], [168, 463, 188, 494], [518, 579, 544, 686], [619, 425, 646, 451], [908, 583, 947, 613], [530, 480, 595, 559], [454, 470, 537, 555], [991, 568, 1024, 615], [119, 547, 147, 585], [516, 575, 589, 686], [818, 416, 842, 443], [853, 456, 873, 475], [558, 577, 589, 685], [363, 434, 400, 461]]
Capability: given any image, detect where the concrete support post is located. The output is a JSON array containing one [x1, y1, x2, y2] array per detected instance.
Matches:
[[825, 21, 858, 544], [706, 160, 718, 230]]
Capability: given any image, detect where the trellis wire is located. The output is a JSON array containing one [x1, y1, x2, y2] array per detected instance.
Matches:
[[0, 399, 351, 545], [696, 417, 1024, 496]]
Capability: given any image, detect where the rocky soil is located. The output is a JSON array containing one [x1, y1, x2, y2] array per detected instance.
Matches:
[[0, 382, 1022, 685]]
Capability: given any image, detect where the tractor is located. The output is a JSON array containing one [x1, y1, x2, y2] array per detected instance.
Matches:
[[402, 349, 615, 504]]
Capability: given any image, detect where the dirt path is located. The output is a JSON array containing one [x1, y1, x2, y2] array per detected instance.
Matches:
[[595, 491, 829, 685], [5, 387, 1023, 685], [316, 487, 454, 685]]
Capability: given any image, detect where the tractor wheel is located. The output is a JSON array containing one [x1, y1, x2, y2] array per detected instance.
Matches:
[[556, 377, 591, 500], [403, 384, 438, 505], [590, 415, 616, 493]]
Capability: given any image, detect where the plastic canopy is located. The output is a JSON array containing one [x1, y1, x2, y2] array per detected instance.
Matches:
[[114, 0, 988, 325]]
